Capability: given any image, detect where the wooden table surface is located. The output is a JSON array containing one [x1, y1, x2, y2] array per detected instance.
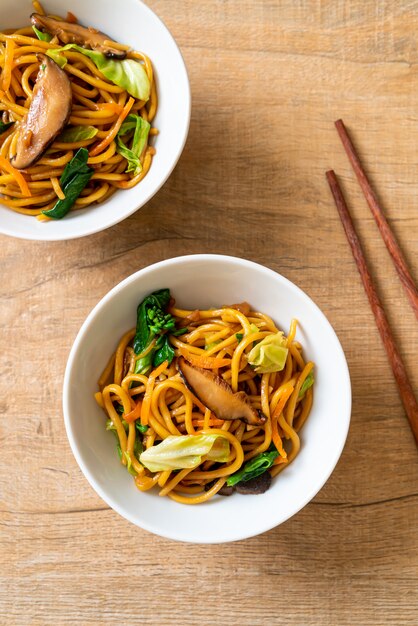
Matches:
[[1, 1, 418, 624]]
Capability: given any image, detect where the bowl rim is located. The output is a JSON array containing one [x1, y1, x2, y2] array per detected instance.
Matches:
[[0, 0, 191, 241], [63, 254, 352, 543]]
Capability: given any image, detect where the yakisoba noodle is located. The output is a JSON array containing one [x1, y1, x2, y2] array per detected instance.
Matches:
[[95, 296, 314, 505], [0, 1, 157, 219]]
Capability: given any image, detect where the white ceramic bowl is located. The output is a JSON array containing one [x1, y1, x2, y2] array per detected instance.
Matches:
[[63, 254, 351, 543], [0, 0, 190, 240]]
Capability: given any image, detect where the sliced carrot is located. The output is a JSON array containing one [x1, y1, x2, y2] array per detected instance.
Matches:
[[96, 102, 123, 115], [178, 347, 231, 369], [124, 399, 142, 423], [151, 360, 169, 379], [271, 386, 294, 459], [0, 155, 31, 197], [273, 456, 289, 466], [89, 97, 134, 157], [177, 419, 224, 432], [2, 38, 15, 93], [141, 360, 168, 426], [192, 418, 225, 428]]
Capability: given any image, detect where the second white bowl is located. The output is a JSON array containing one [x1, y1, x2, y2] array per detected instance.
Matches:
[[63, 254, 351, 543]]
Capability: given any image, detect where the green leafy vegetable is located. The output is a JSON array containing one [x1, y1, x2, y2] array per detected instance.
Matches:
[[226, 449, 278, 487], [172, 327, 188, 337], [153, 334, 175, 368], [134, 288, 173, 353], [236, 324, 257, 344], [57, 125, 98, 143], [47, 44, 151, 100], [133, 289, 179, 374], [135, 422, 149, 434], [299, 371, 314, 398], [134, 437, 143, 460], [115, 137, 140, 175], [123, 451, 137, 476], [116, 114, 150, 176], [106, 418, 128, 433], [107, 419, 143, 466], [132, 290, 188, 374], [106, 419, 116, 431], [32, 25, 52, 42], [248, 332, 288, 374], [205, 341, 221, 351], [42, 147, 93, 219], [119, 117, 139, 135], [140, 434, 230, 472], [46, 48, 67, 68], [134, 351, 154, 376], [0, 121, 14, 135]]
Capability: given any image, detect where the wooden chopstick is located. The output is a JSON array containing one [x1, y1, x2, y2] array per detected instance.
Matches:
[[326, 169, 418, 447], [334, 119, 418, 320]]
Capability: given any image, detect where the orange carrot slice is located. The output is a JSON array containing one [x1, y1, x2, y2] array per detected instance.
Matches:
[[178, 347, 231, 369], [124, 400, 142, 423], [89, 97, 134, 157], [271, 386, 294, 459], [0, 155, 31, 197], [192, 418, 225, 428], [96, 102, 123, 115]]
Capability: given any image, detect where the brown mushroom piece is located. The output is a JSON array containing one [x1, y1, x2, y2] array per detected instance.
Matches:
[[31, 13, 127, 59], [178, 357, 265, 426], [204, 481, 235, 496], [235, 471, 272, 494], [11, 54, 72, 170]]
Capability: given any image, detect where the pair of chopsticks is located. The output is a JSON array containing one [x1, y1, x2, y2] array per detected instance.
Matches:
[[326, 119, 418, 447]]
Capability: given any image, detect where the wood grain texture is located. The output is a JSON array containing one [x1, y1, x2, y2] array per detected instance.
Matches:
[[1, 1, 418, 624]]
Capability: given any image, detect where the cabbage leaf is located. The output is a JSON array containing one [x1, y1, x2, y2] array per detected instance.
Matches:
[[140, 434, 230, 472], [116, 114, 150, 175], [248, 332, 288, 373], [47, 44, 150, 100], [298, 371, 314, 398], [32, 26, 52, 42], [57, 125, 98, 142]]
